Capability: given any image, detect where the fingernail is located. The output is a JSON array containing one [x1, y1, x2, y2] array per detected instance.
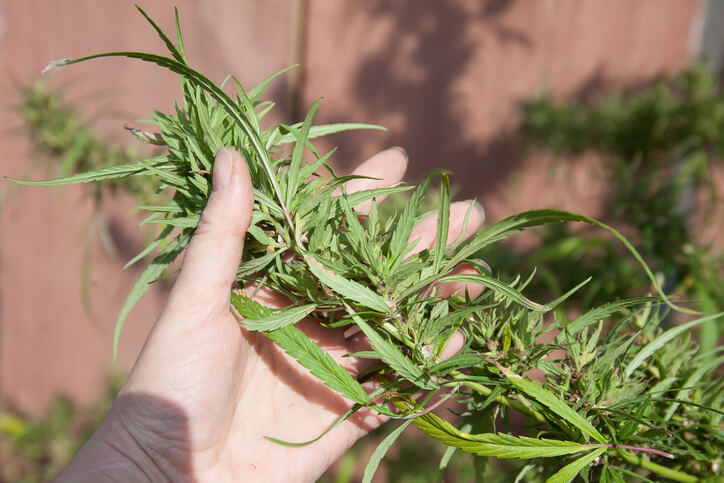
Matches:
[[213, 148, 233, 192], [439, 331, 466, 360], [465, 200, 486, 223], [389, 145, 408, 163]]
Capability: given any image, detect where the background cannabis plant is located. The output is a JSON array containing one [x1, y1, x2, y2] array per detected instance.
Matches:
[[518, 63, 724, 352], [12, 7, 722, 482]]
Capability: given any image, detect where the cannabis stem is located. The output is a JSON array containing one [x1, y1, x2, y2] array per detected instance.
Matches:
[[616, 450, 699, 483], [449, 371, 546, 423]]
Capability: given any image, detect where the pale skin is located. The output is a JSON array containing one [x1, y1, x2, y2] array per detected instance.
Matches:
[[58, 147, 486, 482]]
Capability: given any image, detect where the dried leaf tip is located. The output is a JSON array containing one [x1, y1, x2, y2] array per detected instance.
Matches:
[[41, 58, 70, 75]]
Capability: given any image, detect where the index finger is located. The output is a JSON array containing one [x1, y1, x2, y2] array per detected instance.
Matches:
[[335, 147, 408, 214]]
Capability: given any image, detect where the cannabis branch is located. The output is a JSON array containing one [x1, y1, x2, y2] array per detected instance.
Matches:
[[13, 7, 722, 482]]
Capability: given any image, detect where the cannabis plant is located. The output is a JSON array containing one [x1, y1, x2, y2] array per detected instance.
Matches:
[[16, 80, 160, 208], [11, 80, 164, 316], [12, 8, 722, 482], [519, 64, 724, 353]]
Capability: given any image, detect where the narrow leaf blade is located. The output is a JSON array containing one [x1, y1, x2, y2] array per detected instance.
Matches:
[[113, 231, 191, 359], [433, 174, 451, 273], [545, 447, 607, 483], [624, 312, 723, 379], [363, 420, 414, 483], [8, 158, 169, 186], [276, 123, 386, 144]]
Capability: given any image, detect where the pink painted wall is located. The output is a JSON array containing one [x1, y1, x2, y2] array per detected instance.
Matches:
[[0, 0, 704, 411], [0, 0, 293, 411], [302, 1, 701, 220]]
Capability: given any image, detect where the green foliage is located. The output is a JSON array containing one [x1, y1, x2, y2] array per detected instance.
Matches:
[[13, 79, 170, 318], [518, 63, 724, 348], [15, 8, 722, 481], [546, 448, 608, 483], [17, 80, 159, 201], [520, 63, 724, 160], [362, 419, 415, 483], [0, 376, 123, 482]]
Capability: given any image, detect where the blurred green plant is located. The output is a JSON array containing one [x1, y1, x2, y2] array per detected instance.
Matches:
[[17, 79, 164, 253], [482, 224, 649, 311], [0, 376, 123, 482], [19, 80, 159, 203], [14, 80, 167, 317], [517, 62, 724, 352], [0, 82, 160, 482]]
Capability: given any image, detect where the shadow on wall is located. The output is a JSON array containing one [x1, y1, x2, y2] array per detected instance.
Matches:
[[325, 0, 532, 199]]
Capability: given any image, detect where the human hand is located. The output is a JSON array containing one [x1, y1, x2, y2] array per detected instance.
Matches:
[[58, 146, 485, 482]]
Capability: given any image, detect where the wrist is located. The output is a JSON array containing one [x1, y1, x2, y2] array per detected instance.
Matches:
[[57, 395, 189, 482]]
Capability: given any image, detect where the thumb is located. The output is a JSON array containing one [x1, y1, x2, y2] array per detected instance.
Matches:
[[171, 147, 253, 310]]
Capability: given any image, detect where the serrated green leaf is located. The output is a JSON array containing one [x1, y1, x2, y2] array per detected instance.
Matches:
[[448, 210, 594, 268], [422, 305, 490, 344], [498, 368, 607, 443], [547, 277, 592, 310], [236, 250, 281, 279], [173, 7, 186, 62], [286, 99, 321, 206], [123, 225, 174, 270], [342, 186, 414, 213], [339, 193, 375, 266], [248, 65, 297, 101], [305, 255, 390, 313], [556, 297, 660, 341], [232, 298, 315, 331], [388, 169, 447, 263], [147, 215, 199, 228], [136, 5, 186, 64], [296, 148, 336, 190], [8, 157, 170, 186], [438, 273, 550, 312], [350, 311, 437, 390], [229, 292, 272, 318], [444, 209, 692, 315], [414, 412, 602, 459], [265, 324, 368, 404], [665, 354, 724, 420], [55, 49, 294, 228], [136, 201, 185, 213]]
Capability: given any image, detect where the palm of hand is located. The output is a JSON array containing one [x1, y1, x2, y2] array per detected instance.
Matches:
[[125, 297, 378, 482], [104, 147, 484, 482]]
